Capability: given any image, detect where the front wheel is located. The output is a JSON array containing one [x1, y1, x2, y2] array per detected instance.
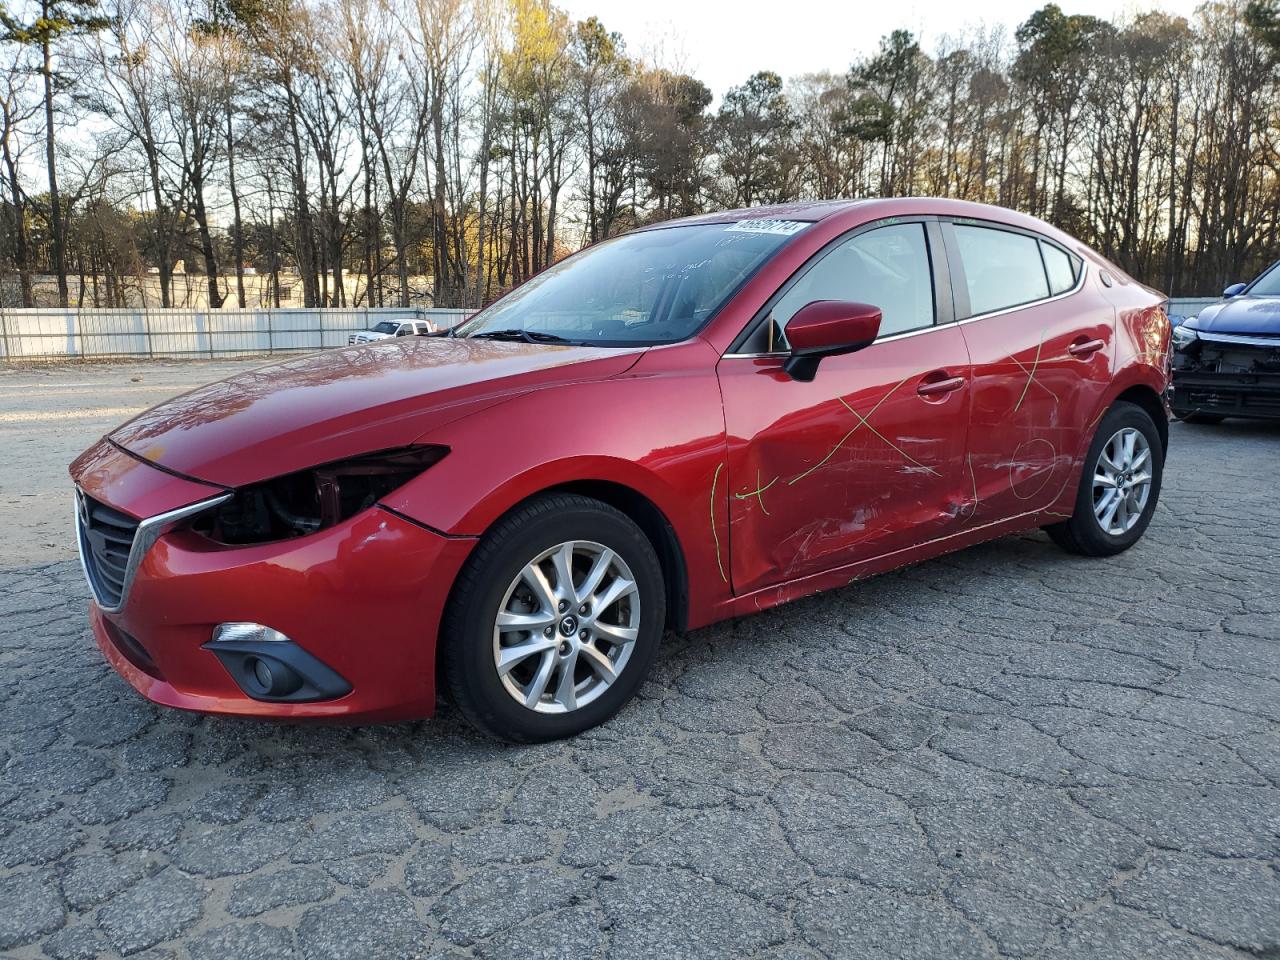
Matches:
[[440, 493, 665, 742], [1045, 402, 1164, 557]]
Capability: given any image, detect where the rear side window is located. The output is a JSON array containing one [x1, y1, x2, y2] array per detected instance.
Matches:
[[953, 225, 1050, 315], [1040, 242, 1080, 295]]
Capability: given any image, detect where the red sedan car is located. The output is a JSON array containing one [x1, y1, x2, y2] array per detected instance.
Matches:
[[71, 199, 1171, 741]]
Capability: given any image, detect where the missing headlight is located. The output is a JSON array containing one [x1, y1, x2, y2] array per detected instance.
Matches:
[[196, 445, 448, 545]]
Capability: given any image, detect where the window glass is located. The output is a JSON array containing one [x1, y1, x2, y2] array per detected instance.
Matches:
[[1247, 262, 1280, 296], [1041, 242, 1078, 295], [457, 223, 796, 346], [953, 225, 1050, 315], [775, 223, 935, 341]]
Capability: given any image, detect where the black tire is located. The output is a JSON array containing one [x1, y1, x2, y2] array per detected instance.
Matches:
[[440, 493, 665, 742], [1176, 412, 1226, 425], [1045, 401, 1164, 557]]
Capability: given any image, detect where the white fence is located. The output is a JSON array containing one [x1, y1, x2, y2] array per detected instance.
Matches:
[[0, 299, 1217, 361], [0, 307, 471, 361]]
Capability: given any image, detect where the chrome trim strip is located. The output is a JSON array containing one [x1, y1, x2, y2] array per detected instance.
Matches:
[[954, 261, 1088, 326], [75, 489, 231, 613], [725, 322, 939, 358], [1195, 330, 1280, 348], [723, 263, 1089, 359]]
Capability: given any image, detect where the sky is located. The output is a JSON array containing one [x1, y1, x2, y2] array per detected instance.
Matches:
[[557, 0, 1204, 97]]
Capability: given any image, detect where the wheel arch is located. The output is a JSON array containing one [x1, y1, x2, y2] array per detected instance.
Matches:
[[528, 479, 690, 633], [1113, 384, 1169, 453], [435, 477, 691, 643]]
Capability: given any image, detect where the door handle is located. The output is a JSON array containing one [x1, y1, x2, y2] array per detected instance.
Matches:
[[916, 375, 965, 397], [1068, 338, 1106, 357]]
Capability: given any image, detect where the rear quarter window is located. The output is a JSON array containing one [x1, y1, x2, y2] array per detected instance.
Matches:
[[1041, 242, 1080, 295]]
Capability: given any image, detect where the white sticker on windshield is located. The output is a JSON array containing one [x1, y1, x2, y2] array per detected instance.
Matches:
[[725, 219, 808, 236]]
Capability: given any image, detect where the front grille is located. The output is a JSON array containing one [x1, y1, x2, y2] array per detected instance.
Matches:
[[1201, 343, 1280, 374], [77, 492, 140, 609]]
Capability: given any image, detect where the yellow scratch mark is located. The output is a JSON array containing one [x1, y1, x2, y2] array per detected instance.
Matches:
[[960, 452, 979, 523], [1010, 355, 1059, 405], [710, 462, 728, 583], [734, 469, 778, 516], [1012, 330, 1054, 412], [839, 397, 943, 478], [788, 423, 860, 486], [1008, 437, 1057, 501], [788, 374, 913, 486]]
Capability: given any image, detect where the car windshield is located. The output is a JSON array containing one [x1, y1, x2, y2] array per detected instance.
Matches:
[[371, 321, 401, 334], [456, 222, 805, 346], [1248, 264, 1280, 296]]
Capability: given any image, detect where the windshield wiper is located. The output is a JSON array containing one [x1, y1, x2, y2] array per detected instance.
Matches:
[[469, 328, 576, 344]]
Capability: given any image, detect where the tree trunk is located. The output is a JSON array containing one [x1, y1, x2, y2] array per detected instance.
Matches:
[[1, 144, 34, 306], [225, 102, 246, 307], [41, 25, 69, 307]]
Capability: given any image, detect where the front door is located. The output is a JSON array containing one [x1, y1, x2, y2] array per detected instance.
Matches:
[[718, 220, 971, 595]]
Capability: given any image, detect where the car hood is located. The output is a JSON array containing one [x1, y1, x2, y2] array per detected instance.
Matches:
[[106, 337, 644, 488], [1190, 296, 1280, 336]]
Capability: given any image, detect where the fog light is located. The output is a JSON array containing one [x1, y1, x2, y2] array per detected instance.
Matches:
[[212, 622, 291, 645], [251, 657, 273, 689], [202, 622, 351, 703]]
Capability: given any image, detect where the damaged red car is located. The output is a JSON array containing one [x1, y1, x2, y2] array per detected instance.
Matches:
[[71, 199, 1171, 741]]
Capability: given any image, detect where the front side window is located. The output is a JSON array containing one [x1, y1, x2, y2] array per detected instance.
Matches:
[[456, 222, 802, 346], [770, 222, 935, 345], [953, 224, 1050, 315], [371, 321, 400, 335]]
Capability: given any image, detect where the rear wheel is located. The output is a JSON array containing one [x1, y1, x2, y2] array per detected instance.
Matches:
[[440, 493, 665, 742], [1045, 402, 1164, 557]]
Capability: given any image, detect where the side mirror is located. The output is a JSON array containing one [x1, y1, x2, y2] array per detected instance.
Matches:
[[782, 301, 882, 382], [1223, 282, 1247, 298]]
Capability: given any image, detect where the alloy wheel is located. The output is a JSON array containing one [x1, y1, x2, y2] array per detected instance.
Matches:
[[1092, 427, 1153, 536], [492, 540, 640, 713]]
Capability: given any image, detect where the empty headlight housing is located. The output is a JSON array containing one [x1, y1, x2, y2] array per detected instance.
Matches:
[[1170, 323, 1199, 350], [195, 445, 448, 545]]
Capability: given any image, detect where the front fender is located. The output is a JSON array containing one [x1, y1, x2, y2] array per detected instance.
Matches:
[[379, 340, 735, 627]]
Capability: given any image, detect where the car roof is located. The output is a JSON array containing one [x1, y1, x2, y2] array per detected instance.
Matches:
[[633, 198, 1147, 294], [639, 200, 864, 229], [639, 198, 1073, 236]]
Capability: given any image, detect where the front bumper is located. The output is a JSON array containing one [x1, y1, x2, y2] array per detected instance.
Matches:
[[1171, 335, 1280, 419], [1171, 371, 1280, 419], [74, 443, 475, 722]]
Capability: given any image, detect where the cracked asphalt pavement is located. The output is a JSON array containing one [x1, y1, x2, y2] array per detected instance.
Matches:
[[1, 361, 1278, 959]]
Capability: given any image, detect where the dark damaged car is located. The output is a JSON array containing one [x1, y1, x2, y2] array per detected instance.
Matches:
[[1171, 261, 1280, 422]]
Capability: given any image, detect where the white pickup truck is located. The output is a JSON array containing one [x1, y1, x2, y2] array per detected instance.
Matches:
[[347, 318, 435, 345]]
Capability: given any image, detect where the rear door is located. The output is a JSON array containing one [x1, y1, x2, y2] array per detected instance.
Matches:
[[942, 220, 1114, 522], [717, 219, 972, 594]]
